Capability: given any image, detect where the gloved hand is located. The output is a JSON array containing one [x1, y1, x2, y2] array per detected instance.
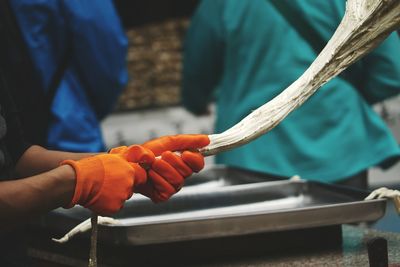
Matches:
[[61, 153, 149, 215], [110, 134, 210, 202], [140, 134, 210, 202]]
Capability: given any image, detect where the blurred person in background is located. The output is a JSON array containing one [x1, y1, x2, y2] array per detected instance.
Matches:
[[182, 0, 400, 189], [9, 0, 128, 152]]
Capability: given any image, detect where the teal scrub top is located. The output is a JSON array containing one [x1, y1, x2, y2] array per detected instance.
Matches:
[[182, 0, 400, 182]]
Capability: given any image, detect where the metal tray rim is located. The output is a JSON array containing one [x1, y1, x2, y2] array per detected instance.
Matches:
[[107, 198, 386, 228]]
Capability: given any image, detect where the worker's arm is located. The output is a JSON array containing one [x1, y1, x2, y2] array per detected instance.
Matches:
[[182, 0, 224, 115], [1, 135, 209, 231], [0, 165, 75, 231], [1, 151, 141, 231], [15, 145, 96, 178]]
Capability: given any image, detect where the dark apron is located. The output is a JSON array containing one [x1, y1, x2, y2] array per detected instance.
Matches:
[[0, 95, 31, 266], [0, 111, 31, 266], [0, 0, 36, 265]]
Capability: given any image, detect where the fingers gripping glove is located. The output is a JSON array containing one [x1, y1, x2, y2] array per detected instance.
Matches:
[[61, 154, 146, 216], [138, 134, 209, 202]]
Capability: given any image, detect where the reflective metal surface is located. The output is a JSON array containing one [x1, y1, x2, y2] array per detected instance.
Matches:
[[42, 166, 386, 245]]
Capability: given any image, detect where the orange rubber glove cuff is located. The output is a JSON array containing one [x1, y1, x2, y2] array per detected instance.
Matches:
[[61, 154, 135, 215], [62, 157, 105, 209]]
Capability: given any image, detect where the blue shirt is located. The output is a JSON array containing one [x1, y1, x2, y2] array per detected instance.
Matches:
[[182, 0, 400, 182], [11, 0, 128, 152]]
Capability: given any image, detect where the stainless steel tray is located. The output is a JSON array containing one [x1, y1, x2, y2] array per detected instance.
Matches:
[[42, 165, 386, 245]]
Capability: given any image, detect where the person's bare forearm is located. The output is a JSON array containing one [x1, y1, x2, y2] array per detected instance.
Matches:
[[15, 145, 97, 178], [0, 165, 76, 231]]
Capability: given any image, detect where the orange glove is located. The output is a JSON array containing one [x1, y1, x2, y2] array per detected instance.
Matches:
[[140, 134, 209, 202], [61, 153, 149, 216], [110, 134, 210, 203], [108, 145, 155, 185]]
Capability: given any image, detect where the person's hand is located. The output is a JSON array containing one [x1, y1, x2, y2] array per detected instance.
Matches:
[[61, 153, 148, 216], [140, 134, 209, 202], [110, 134, 210, 202]]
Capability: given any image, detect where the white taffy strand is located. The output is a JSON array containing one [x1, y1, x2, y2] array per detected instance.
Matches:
[[289, 175, 302, 181], [52, 216, 120, 244], [365, 187, 400, 214]]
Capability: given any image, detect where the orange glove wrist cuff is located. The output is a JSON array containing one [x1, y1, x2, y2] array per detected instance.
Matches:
[[61, 155, 136, 215], [61, 157, 105, 209]]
